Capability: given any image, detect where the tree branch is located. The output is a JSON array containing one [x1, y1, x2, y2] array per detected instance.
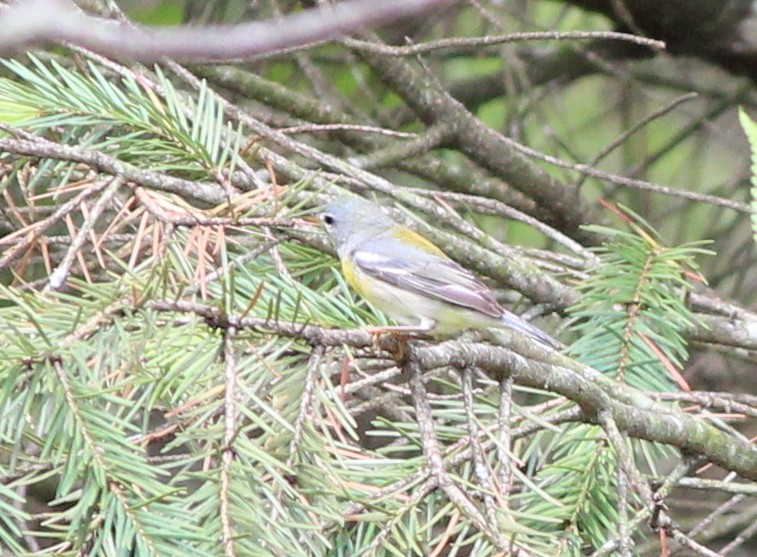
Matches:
[[142, 299, 757, 481], [0, 0, 451, 61]]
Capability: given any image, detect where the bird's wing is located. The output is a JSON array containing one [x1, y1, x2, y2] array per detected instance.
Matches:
[[351, 239, 503, 319]]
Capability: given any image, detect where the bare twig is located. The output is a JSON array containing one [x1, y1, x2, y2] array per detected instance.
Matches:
[[45, 178, 122, 291], [598, 410, 654, 506], [461, 365, 498, 526], [590, 459, 695, 557], [615, 465, 632, 557], [279, 123, 418, 138], [220, 326, 238, 557], [681, 494, 745, 547], [347, 122, 452, 169], [349, 30, 665, 56], [573, 92, 699, 189], [666, 530, 720, 557], [0, 180, 111, 270], [718, 515, 757, 556], [407, 361, 512, 551], [409, 189, 596, 260], [496, 376, 515, 503], [501, 136, 749, 213]]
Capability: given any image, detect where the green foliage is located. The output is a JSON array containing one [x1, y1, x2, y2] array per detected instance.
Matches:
[[738, 108, 757, 242], [0, 56, 241, 178], [570, 219, 708, 391], [0, 51, 714, 556], [516, 425, 619, 556], [514, 218, 707, 553]]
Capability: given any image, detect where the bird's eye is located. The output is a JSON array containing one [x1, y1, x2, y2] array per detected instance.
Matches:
[[321, 214, 335, 226]]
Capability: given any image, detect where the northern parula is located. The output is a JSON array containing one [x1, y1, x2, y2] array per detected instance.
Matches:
[[320, 197, 558, 348]]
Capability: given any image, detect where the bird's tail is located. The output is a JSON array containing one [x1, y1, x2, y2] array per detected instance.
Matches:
[[499, 310, 560, 349]]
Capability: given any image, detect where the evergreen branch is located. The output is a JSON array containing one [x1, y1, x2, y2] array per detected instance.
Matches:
[[49, 360, 166, 555], [615, 248, 656, 384], [106, 481, 160, 557], [0, 35, 753, 554], [136, 298, 757, 480], [411, 341, 757, 480], [0, 480, 30, 553], [170, 61, 576, 306], [407, 360, 512, 552], [570, 224, 706, 391], [0, 56, 242, 175], [0, 128, 228, 204], [0, 178, 111, 270], [340, 403, 582, 546]]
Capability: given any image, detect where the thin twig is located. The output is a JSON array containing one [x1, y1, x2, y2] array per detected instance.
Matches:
[[590, 459, 694, 557], [348, 30, 665, 56], [598, 410, 654, 506], [409, 189, 595, 260], [674, 478, 757, 496], [348, 122, 453, 169], [666, 530, 720, 557], [615, 464, 632, 557], [0, 180, 111, 270], [406, 360, 513, 552], [573, 93, 699, 189], [461, 365, 497, 526], [45, 178, 123, 291], [501, 136, 749, 212], [133, 187, 305, 229], [713, 509, 757, 555], [286, 346, 324, 468], [279, 123, 418, 138], [496, 376, 515, 504], [220, 326, 238, 557], [682, 494, 745, 542]]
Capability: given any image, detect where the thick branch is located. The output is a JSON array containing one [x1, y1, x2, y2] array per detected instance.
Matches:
[[352, 37, 594, 237], [144, 300, 757, 481], [409, 341, 757, 481], [0, 0, 450, 61]]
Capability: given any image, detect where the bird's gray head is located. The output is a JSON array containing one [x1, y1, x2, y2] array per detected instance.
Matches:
[[320, 197, 395, 255]]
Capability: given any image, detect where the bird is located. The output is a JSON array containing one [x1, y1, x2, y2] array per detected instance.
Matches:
[[319, 196, 559, 348]]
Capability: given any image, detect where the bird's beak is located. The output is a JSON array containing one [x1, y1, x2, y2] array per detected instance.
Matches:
[[303, 215, 321, 225]]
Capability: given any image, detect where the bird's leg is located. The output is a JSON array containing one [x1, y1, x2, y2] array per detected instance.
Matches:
[[364, 319, 435, 360]]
